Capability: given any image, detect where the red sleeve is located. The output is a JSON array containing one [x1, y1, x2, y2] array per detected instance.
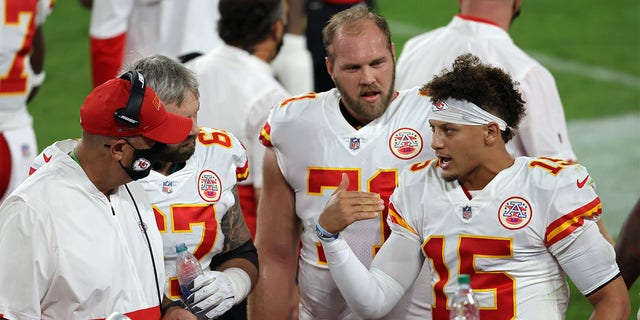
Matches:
[[90, 32, 126, 87]]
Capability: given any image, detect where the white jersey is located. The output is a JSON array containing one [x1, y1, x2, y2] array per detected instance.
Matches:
[[395, 15, 576, 161], [138, 127, 248, 299], [189, 44, 290, 188], [0, 0, 52, 128], [90, 0, 221, 63], [389, 157, 619, 319], [260, 87, 435, 319], [0, 146, 165, 320]]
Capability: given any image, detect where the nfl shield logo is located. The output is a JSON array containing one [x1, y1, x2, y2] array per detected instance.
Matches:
[[349, 137, 360, 150], [462, 206, 472, 220], [21, 144, 31, 157], [162, 181, 173, 194]]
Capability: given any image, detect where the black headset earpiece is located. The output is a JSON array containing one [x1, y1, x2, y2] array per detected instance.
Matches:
[[114, 70, 146, 127]]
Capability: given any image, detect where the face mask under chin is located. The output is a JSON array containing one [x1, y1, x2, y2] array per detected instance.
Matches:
[[120, 141, 166, 180]]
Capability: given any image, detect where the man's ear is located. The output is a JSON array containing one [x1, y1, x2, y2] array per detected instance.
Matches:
[[485, 122, 501, 145], [106, 139, 126, 161], [325, 56, 334, 79], [391, 42, 396, 61], [513, 0, 523, 13], [273, 19, 285, 40]]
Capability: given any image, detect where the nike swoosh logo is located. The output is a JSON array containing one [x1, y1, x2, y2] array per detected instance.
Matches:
[[43, 153, 52, 163], [577, 175, 589, 188]]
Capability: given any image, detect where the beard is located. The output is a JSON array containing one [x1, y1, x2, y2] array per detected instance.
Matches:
[[156, 135, 197, 163], [335, 68, 396, 123]]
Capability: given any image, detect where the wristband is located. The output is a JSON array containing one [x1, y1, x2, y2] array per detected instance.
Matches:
[[223, 267, 252, 304], [315, 222, 339, 242]]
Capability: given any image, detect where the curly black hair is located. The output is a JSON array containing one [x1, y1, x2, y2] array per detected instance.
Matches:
[[422, 53, 526, 142], [218, 0, 282, 51]]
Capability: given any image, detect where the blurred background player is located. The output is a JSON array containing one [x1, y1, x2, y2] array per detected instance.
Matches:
[[188, 0, 290, 239], [318, 53, 630, 319], [394, 0, 614, 243], [88, 0, 312, 98], [0, 0, 53, 203], [271, 0, 314, 95], [250, 6, 432, 319], [131, 55, 258, 320], [88, 0, 221, 87]]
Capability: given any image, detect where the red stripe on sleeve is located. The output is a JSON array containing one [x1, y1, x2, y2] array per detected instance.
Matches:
[[279, 93, 317, 107], [236, 161, 250, 182], [388, 202, 418, 235], [545, 197, 602, 247], [259, 122, 272, 147]]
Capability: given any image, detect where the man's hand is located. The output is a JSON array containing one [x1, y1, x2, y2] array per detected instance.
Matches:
[[185, 271, 235, 319], [318, 173, 385, 234]]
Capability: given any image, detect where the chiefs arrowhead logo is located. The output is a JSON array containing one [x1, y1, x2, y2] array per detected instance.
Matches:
[[576, 175, 589, 188]]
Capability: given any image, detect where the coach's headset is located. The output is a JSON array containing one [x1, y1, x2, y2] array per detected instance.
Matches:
[[114, 70, 146, 127], [113, 70, 164, 309]]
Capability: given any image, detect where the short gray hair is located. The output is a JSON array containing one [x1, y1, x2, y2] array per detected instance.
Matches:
[[123, 54, 199, 107]]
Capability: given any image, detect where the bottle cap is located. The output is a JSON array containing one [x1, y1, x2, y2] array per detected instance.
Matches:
[[175, 243, 188, 253], [458, 274, 471, 285]]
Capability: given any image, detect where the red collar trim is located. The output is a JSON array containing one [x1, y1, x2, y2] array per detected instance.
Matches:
[[456, 14, 500, 28], [460, 183, 473, 200]]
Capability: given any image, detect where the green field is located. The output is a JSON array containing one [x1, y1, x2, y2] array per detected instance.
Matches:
[[29, 0, 639, 318], [30, 0, 640, 149]]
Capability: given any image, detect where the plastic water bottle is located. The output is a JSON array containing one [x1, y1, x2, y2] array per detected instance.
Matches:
[[175, 242, 204, 299], [449, 274, 480, 320]]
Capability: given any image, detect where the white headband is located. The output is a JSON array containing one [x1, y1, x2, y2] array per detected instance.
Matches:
[[429, 98, 509, 131]]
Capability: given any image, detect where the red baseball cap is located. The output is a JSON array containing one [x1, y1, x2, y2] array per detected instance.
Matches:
[[80, 78, 192, 144]]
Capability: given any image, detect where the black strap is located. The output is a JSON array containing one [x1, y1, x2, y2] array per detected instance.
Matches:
[[178, 52, 203, 64], [125, 184, 163, 308]]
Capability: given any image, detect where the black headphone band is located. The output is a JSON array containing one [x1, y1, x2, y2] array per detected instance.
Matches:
[[114, 70, 146, 127]]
